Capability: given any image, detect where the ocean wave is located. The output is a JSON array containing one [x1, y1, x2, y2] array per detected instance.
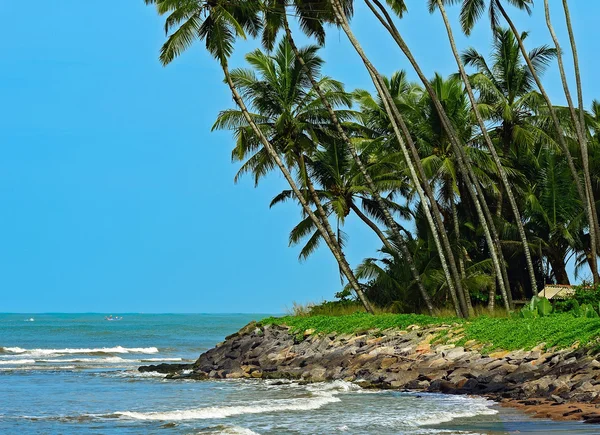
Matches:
[[0, 346, 159, 357], [399, 395, 498, 428], [0, 359, 35, 365], [112, 393, 340, 421], [36, 357, 127, 363], [109, 370, 167, 378], [140, 358, 183, 362]]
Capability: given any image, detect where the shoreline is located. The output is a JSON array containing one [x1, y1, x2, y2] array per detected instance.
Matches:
[[140, 320, 600, 425]]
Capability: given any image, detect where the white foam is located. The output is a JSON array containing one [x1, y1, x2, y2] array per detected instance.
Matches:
[[1, 346, 159, 357], [306, 380, 361, 393], [114, 394, 340, 421], [37, 357, 127, 363], [111, 370, 167, 378], [140, 358, 183, 362], [0, 359, 35, 365], [410, 396, 497, 427], [221, 427, 261, 435], [367, 395, 497, 428]]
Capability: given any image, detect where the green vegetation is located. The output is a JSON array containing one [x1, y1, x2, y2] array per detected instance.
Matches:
[[262, 312, 600, 352], [262, 312, 454, 335], [146, 1, 600, 318], [461, 315, 600, 352]]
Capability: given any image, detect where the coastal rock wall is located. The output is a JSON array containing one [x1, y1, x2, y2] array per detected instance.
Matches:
[[140, 322, 600, 423]]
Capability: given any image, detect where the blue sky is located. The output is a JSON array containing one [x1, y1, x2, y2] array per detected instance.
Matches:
[[1, 1, 598, 313]]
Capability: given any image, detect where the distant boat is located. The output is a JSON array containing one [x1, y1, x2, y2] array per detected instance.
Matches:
[[24, 318, 34, 322], [104, 315, 123, 321]]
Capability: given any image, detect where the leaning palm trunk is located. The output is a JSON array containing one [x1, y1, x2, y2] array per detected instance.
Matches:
[[331, 0, 469, 317], [366, 0, 511, 313], [497, 2, 600, 284], [221, 59, 374, 313], [434, 0, 538, 296], [450, 195, 473, 314], [562, 0, 586, 147], [297, 152, 346, 255], [544, 0, 599, 284], [561, 0, 597, 282], [281, 15, 434, 315], [450, 197, 466, 281]]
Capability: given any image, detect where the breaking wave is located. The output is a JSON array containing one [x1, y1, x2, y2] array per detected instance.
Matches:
[[111, 394, 340, 421], [0, 346, 159, 357], [0, 359, 35, 365]]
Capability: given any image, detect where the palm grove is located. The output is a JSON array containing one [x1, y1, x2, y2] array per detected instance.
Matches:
[[146, 0, 600, 318]]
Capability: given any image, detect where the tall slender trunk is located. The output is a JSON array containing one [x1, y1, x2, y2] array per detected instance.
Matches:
[[451, 195, 466, 281], [298, 152, 343, 254], [497, 2, 600, 285], [221, 59, 374, 313], [350, 203, 436, 315], [488, 273, 497, 312], [544, 0, 598, 285], [281, 14, 434, 315], [367, 0, 511, 313], [562, 0, 587, 147], [331, 0, 468, 317], [450, 194, 473, 314], [435, 0, 538, 296]]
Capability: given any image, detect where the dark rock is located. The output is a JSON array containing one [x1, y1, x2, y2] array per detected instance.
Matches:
[[138, 363, 192, 374]]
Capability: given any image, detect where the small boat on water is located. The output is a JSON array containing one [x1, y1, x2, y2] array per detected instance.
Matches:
[[24, 318, 34, 322], [104, 315, 123, 321]]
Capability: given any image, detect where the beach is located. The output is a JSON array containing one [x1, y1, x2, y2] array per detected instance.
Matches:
[[0, 313, 598, 434]]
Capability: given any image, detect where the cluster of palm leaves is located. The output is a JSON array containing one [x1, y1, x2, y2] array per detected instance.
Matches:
[[146, 0, 599, 318]]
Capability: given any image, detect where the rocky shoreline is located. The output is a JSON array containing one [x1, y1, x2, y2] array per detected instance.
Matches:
[[140, 321, 600, 424]]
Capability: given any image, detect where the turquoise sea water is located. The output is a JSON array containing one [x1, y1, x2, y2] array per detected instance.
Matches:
[[0, 313, 597, 434]]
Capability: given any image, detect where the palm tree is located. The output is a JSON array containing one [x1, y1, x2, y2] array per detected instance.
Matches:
[[330, 0, 471, 317], [145, 0, 374, 312], [418, 74, 494, 283], [462, 28, 552, 158], [461, 28, 559, 297], [362, 0, 512, 312], [252, 0, 438, 314], [430, 0, 538, 297], [543, 0, 597, 280], [215, 39, 436, 314], [457, 0, 600, 284]]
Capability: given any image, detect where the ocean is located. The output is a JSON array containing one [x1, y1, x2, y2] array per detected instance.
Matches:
[[0, 313, 597, 434]]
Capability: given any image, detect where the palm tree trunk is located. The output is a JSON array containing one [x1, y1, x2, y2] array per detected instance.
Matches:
[[435, 0, 538, 297], [450, 195, 473, 314], [281, 14, 435, 315], [544, 0, 598, 285], [562, 0, 587, 149], [488, 273, 497, 312], [350, 203, 436, 315], [561, 2, 596, 272], [221, 59, 374, 313], [451, 196, 466, 281], [366, 0, 511, 313], [331, 0, 468, 317], [497, 2, 600, 285]]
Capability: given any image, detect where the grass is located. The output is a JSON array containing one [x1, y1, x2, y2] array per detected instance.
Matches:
[[261, 313, 459, 335], [260, 312, 600, 352]]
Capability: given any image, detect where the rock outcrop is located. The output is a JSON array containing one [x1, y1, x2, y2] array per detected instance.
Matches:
[[139, 321, 600, 422]]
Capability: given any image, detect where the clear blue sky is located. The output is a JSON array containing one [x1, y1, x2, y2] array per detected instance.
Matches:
[[1, 1, 598, 313]]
